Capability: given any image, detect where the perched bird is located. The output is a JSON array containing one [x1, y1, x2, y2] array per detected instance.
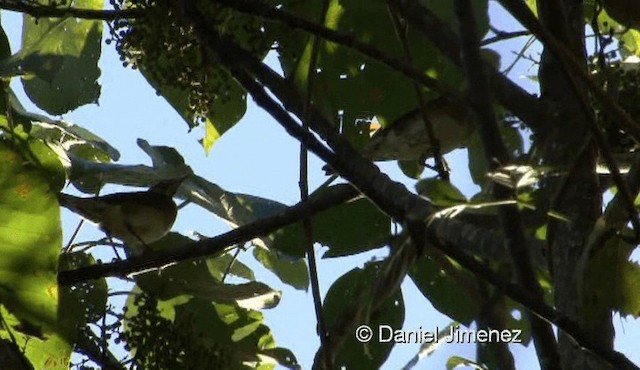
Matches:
[[361, 97, 474, 161], [57, 177, 185, 255]]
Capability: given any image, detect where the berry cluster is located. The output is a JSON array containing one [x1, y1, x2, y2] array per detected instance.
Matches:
[[124, 293, 230, 369], [108, 0, 271, 126]]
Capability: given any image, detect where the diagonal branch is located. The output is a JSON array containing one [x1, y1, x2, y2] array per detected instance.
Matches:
[[185, 21, 638, 370], [58, 184, 360, 285], [212, 0, 553, 133], [0, 0, 142, 20], [181, 4, 640, 370]]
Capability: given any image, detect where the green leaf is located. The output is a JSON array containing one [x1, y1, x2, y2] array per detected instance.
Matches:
[[207, 252, 256, 281], [279, 0, 469, 146], [271, 185, 390, 258], [583, 235, 640, 318], [137, 138, 187, 167], [18, 0, 103, 114], [416, 177, 467, 206], [66, 144, 190, 194], [588, 4, 640, 56], [322, 262, 404, 370], [0, 140, 61, 324], [0, 306, 72, 370], [467, 122, 523, 186], [446, 355, 485, 370], [253, 247, 309, 290], [0, 24, 11, 60], [134, 244, 281, 310], [25, 115, 120, 163], [410, 250, 481, 325], [0, 140, 67, 369], [398, 159, 425, 179], [139, 66, 247, 151], [123, 290, 289, 369]]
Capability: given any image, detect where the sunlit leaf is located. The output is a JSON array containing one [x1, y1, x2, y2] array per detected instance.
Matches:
[[416, 177, 467, 207], [0, 139, 66, 369]]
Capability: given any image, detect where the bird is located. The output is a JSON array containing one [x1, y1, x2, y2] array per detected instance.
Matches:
[[361, 97, 474, 161], [57, 177, 185, 255]]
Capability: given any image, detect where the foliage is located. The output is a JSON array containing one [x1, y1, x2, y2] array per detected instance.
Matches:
[[1, 0, 640, 369]]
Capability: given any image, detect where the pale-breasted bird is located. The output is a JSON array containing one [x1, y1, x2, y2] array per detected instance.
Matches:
[[361, 97, 474, 161], [57, 177, 185, 255]]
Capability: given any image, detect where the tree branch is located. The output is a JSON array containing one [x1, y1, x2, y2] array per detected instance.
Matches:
[[430, 232, 639, 370], [299, 0, 331, 360], [211, 0, 463, 101], [497, 0, 640, 143], [182, 18, 638, 368], [454, 1, 560, 368], [58, 184, 359, 285], [389, 0, 554, 134], [0, 0, 142, 20]]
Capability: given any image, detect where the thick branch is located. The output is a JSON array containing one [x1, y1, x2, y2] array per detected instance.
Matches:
[[211, 0, 462, 101], [0, 0, 142, 20], [430, 234, 639, 370], [190, 29, 638, 370], [215, 0, 554, 133]]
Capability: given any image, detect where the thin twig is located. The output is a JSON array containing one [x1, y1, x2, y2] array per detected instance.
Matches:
[[299, 0, 331, 363], [385, 2, 449, 180], [454, 0, 560, 368], [482, 29, 531, 46]]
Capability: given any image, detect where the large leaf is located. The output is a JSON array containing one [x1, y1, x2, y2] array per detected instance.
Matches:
[[583, 234, 640, 318], [59, 252, 108, 328], [253, 247, 309, 291], [279, 0, 487, 148], [0, 23, 11, 60], [321, 262, 404, 369], [0, 139, 67, 369], [467, 122, 524, 186], [134, 234, 281, 310], [416, 177, 467, 207], [18, 0, 103, 115], [410, 249, 481, 325], [270, 185, 390, 258], [113, 0, 274, 150]]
